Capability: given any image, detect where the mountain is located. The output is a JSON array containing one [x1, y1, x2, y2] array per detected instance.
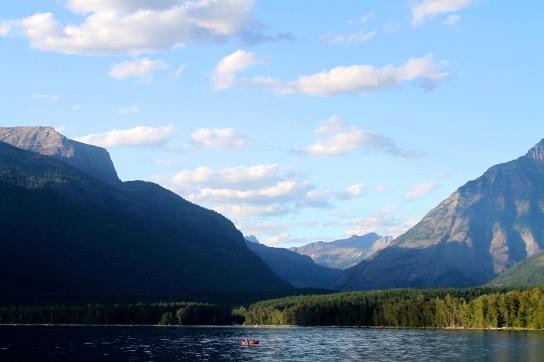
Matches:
[[0, 126, 120, 185], [244, 237, 342, 289], [0, 127, 291, 304], [487, 251, 544, 288], [335, 139, 544, 290], [290, 233, 392, 269]]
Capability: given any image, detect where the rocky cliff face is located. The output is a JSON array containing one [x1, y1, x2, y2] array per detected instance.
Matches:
[[0, 126, 120, 184], [335, 139, 544, 290]]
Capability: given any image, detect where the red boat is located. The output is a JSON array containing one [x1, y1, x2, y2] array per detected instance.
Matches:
[[241, 339, 259, 345]]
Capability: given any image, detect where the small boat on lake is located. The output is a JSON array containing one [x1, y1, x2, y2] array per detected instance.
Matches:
[[241, 339, 259, 345]]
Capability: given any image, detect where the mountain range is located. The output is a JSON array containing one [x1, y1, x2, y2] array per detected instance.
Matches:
[[0, 126, 290, 304], [289, 233, 393, 269], [2, 126, 544, 303], [335, 139, 544, 290], [244, 236, 341, 289]]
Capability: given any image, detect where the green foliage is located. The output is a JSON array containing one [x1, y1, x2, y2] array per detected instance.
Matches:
[[0, 302, 231, 326], [487, 252, 544, 288], [241, 287, 544, 329]]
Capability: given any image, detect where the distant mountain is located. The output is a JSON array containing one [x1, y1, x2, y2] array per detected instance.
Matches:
[[244, 237, 341, 289], [487, 251, 544, 288], [0, 126, 120, 185], [244, 235, 260, 244], [0, 127, 291, 304], [290, 233, 392, 269], [336, 139, 544, 291]]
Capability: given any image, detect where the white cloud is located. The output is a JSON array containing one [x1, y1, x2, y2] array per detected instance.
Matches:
[[0, 22, 12, 36], [411, 0, 472, 26], [214, 53, 448, 95], [442, 14, 461, 26], [109, 58, 168, 82], [3, 0, 255, 54], [72, 103, 81, 110], [299, 115, 422, 159], [76, 125, 175, 147], [319, 30, 376, 45], [154, 163, 336, 218], [67, 0, 180, 14], [188, 128, 253, 149], [211, 49, 268, 90], [404, 180, 438, 200], [32, 93, 59, 101], [342, 183, 366, 199]]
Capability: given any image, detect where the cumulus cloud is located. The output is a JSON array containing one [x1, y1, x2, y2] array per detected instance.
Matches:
[[213, 53, 448, 95], [188, 128, 253, 149], [109, 58, 168, 82], [2, 0, 255, 54], [32, 93, 59, 101], [411, 0, 472, 26], [298, 116, 422, 159], [211, 49, 268, 90], [76, 125, 175, 147], [403, 180, 438, 200], [118, 105, 140, 115], [154, 163, 338, 218]]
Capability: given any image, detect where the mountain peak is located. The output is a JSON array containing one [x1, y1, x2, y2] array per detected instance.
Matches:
[[0, 126, 120, 184], [0, 126, 67, 156], [526, 139, 544, 160]]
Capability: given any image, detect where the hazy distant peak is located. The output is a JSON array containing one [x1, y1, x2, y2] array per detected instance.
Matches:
[[526, 139, 544, 160], [244, 235, 260, 244]]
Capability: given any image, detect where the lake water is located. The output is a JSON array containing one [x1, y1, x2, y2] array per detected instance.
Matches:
[[1, 325, 543, 361]]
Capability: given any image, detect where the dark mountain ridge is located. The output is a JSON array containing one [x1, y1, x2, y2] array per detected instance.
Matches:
[[0, 128, 290, 304], [244, 237, 342, 289], [336, 139, 544, 290]]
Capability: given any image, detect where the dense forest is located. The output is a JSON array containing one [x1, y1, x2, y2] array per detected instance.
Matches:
[[0, 302, 233, 326], [2, 287, 544, 329], [243, 287, 544, 329]]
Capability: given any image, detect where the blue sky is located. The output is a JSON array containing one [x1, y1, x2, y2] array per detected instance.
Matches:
[[2, 0, 543, 247]]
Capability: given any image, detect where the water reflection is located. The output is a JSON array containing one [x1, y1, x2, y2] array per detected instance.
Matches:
[[1, 326, 543, 361]]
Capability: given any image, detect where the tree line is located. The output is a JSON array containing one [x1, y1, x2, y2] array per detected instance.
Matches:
[[2, 287, 544, 329], [0, 302, 233, 326], [243, 287, 544, 329]]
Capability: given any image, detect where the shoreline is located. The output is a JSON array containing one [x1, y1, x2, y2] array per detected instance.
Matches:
[[0, 323, 542, 331]]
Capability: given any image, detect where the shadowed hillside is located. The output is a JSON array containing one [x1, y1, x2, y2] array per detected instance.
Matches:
[[0, 130, 291, 304]]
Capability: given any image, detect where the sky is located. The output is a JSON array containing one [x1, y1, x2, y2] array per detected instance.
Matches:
[[1, 0, 543, 248]]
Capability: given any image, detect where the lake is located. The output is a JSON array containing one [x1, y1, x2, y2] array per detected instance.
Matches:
[[1, 325, 543, 361]]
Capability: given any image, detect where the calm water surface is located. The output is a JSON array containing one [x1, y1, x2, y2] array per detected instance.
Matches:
[[1, 325, 543, 361]]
